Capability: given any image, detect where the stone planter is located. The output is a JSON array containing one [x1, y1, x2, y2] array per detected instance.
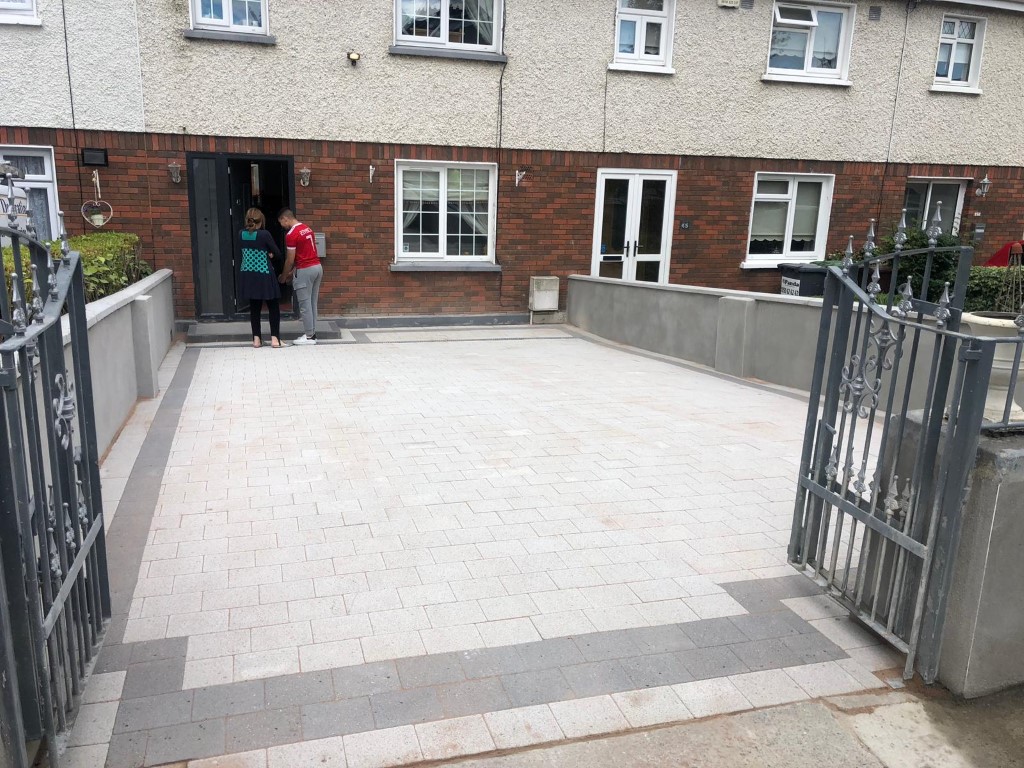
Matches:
[[961, 312, 1024, 422]]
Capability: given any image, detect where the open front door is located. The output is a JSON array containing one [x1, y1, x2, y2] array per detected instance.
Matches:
[[591, 170, 676, 284]]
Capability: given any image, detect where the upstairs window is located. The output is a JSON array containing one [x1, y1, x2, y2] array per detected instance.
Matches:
[[934, 15, 984, 91], [192, 0, 268, 34], [613, 0, 675, 73], [396, 0, 501, 52], [0, 0, 39, 24], [766, 2, 853, 83]]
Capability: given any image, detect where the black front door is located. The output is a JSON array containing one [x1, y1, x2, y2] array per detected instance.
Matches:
[[189, 154, 293, 318]]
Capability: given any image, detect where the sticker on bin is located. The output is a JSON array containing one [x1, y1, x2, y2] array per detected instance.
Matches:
[[781, 276, 801, 296]]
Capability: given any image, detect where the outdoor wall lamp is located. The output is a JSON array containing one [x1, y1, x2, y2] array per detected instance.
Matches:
[[299, 167, 312, 187], [168, 162, 182, 184], [976, 173, 992, 198], [347, 52, 361, 66], [515, 169, 527, 187]]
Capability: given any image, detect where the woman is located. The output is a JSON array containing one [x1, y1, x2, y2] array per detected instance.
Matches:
[[237, 207, 283, 348]]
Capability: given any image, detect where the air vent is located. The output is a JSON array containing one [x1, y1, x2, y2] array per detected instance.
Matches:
[[869, 5, 882, 20], [740, 0, 755, 9]]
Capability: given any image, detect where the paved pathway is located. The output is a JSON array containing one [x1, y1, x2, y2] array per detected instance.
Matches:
[[67, 327, 901, 768]]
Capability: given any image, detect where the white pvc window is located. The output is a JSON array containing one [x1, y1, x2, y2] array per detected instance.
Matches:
[[903, 180, 967, 236], [767, 2, 853, 81], [747, 173, 834, 264], [395, 162, 497, 262], [395, 0, 501, 52], [192, 0, 268, 34], [0, 0, 38, 24], [0, 146, 60, 243], [614, 0, 675, 72], [934, 15, 985, 90]]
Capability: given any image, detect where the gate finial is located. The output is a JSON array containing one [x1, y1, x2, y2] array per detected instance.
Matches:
[[894, 209, 908, 252], [842, 236, 855, 276], [927, 202, 944, 247]]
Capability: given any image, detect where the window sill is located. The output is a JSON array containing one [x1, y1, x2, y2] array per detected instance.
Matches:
[[183, 28, 277, 45], [391, 261, 502, 273], [388, 45, 507, 64], [930, 84, 982, 95], [0, 14, 41, 25], [741, 258, 818, 270], [607, 62, 676, 75], [761, 73, 851, 87]]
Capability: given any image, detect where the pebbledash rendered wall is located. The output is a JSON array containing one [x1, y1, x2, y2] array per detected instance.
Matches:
[[4, 125, 1023, 320]]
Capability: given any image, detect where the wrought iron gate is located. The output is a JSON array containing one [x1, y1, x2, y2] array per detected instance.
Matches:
[[789, 212, 1024, 684], [0, 174, 111, 768]]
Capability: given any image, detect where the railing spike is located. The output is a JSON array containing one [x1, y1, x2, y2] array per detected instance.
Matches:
[[864, 218, 877, 259], [842, 236, 855, 276], [927, 201, 944, 247], [30, 263, 44, 323], [58, 210, 70, 259], [10, 272, 26, 333], [894, 208, 908, 252], [935, 282, 952, 329], [5, 174, 18, 229]]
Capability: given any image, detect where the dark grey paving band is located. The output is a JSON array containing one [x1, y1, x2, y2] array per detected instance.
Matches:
[[104, 575, 846, 767], [96, 348, 201, 662]]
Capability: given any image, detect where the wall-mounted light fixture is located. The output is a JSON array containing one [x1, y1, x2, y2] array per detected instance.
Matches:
[[347, 52, 361, 66], [299, 167, 312, 187], [369, 164, 376, 184], [515, 169, 527, 187], [168, 161, 182, 184], [975, 173, 992, 198]]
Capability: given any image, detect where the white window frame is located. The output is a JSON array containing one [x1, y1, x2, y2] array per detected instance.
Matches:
[[744, 172, 834, 268], [903, 177, 968, 236], [0, 145, 61, 243], [932, 14, 985, 93], [0, 0, 40, 26], [394, 160, 498, 263], [190, 0, 269, 35], [610, 1, 676, 75], [763, 1, 855, 86], [394, 0, 503, 54]]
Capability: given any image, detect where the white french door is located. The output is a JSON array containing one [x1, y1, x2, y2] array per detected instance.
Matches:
[[591, 169, 676, 284]]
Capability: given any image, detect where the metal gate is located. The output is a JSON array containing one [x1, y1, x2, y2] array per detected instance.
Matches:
[[789, 213, 1024, 684], [0, 174, 111, 768]]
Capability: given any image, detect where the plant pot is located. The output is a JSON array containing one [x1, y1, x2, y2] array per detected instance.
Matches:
[[961, 311, 1024, 422]]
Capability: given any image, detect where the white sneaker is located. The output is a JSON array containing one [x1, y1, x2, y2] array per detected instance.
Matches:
[[292, 335, 318, 346]]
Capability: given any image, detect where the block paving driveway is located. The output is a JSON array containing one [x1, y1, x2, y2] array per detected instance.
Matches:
[[68, 327, 900, 768]]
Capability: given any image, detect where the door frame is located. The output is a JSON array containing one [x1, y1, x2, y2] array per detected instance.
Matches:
[[186, 151, 296, 319], [590, 168, 677, 285]]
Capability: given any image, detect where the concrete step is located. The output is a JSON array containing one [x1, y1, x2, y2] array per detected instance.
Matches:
[[186, 319, 341, 344]]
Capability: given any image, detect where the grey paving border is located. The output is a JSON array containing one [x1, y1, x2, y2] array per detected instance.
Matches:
[[103, 575, 851, 767]]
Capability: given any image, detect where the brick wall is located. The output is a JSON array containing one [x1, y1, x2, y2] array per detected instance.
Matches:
[[3, 126, 1022, 320]]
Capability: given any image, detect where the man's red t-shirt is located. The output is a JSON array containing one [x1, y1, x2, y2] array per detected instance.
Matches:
[[286, 223, 319, 270]]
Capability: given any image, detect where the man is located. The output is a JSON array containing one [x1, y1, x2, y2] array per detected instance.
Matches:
[[278, 208, 322, 345]]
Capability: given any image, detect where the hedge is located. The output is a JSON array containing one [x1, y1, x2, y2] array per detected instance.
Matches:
[[3, 232, 151, 305]]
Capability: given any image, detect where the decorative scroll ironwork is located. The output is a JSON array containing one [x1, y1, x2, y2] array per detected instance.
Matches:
[[52, 374, 76, 450]]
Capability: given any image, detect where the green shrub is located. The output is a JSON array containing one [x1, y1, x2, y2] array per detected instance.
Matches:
[[965, 267, 1011, 314], [4, 232, 150, 305]]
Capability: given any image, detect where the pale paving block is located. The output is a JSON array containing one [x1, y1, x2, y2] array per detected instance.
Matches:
[[478, 595, 538, 622], [361, 631, 427, 663], [346, 589, 404, 615], [483, 704, 563, 749], [229, 565, 283, 588], [530, 589, 589, 613], [836, 658, 887, 690], [636, 599, 701, 626], [140, 592, 204, 618], [67, 702, 118, 747], [188, 629, 252, 660], [191, 748, 268, 768], [259, 579, 315, 606], [477, 618, 542, 648], [203, 551, 256, 573], [420, 625, 486, 654], [578, 584, 640, 609], [203, 587, 262, 612], [82, 671, 126, 704], [234, 648, 300, 681], [132, 576, 176, 598], [62, 745, 108, 768], [416, 715, 495, 761], [673, 678, 753, 719], [611, 686, 693, 728], [267, 737, 344, 768], [530, 610, 597, 639], [369, 607, 431, 633], [300, 640, 364, 672], [312, 614, 373, 643], [183, 656, 235, 689], [398, 583, 457, 607], [548, 695, 629, 739], [425, 600, 486, 628], [809, 617, 882, 650], [282, 559, 336, 582], [147, 556, 204, 579], [250, 621, 313, 652], [586, 605, 649, 632], [785, 661, 872, 698], [847, 644, 904, 673], [684, 593, 747, 620], [728, 669, 810, 708], [344, 725, 422, 768], [122, 617, 168, 643], [314, 574, 371, 598], [230, 603, 289, 631]]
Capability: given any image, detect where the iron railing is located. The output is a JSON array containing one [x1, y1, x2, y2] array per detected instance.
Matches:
[[0, 174, 110, 768], [790, 208, 1024, 685]]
